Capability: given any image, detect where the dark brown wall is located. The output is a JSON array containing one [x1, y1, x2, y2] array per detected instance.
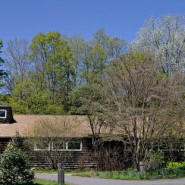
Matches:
[[0, 138, 11, 153], [31, 138, 97, 169]]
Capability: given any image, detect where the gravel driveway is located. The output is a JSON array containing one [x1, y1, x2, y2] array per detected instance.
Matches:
[[35, 173, 185, 185]]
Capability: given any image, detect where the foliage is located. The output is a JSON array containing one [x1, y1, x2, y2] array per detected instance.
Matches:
[[68, 29, 126, 85], [69, 166, 185, 180], [11, 133, 27, 151], [144, 161, 185, 179], [69, 82, 110, 147], [0, 94, 10, 104], [83, 50, 185, 171], [2, 22, 185, 173], [34, 165, 185, 180], [29, 32, 75, 112], [0, 142, 34, 185], [145, 151, 165, 171], [165, 161, 185, 175], [4, 30, 126, 114], [134, 15, 185, 75], [95, 170, 141, 180], [10, 79, 63, 114]]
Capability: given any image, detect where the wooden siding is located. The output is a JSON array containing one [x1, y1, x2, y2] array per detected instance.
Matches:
[[0, 137, 97, 169], [31, 138, 98, 169], [0, 137, 184, 170], [0, 137, 11, 153]]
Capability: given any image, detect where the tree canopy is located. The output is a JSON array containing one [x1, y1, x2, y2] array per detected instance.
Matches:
[[78, 51, 185, 170], [4, 30, 127, 114], [2, 15, 185, 172], [134, 15, 185, 75]]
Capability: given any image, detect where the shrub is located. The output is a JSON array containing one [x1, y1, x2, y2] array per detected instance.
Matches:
[[166, 161, 185, 170], [145, 151, 165, 171], [165, 162, 185, 176], [0, 143, 34, 185]]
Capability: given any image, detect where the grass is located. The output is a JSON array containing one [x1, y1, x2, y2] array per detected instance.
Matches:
[[33, 179, 58, 185], [71, 169, 141, 180], [35, 166, 185, 180], [35, 169, 57, 174], [34, 179, 72, 185], [35, 168, 141, 180]]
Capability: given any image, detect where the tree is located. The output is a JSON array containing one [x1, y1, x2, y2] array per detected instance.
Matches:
[[0, 139, 33, 185], [4, 39, 31, 93], [29, 32, 74, 112], [86, 51, 185, 171], [4, 30, 126, 114], [134, 15, 185, 75], [10, 79, 63, 114], [68, 29, 127, 85], [70, 83, 109, 146], [67, 35, 86, 86], [0, 40, 7, 91], [93, 29, 127, 60], [80, 29, 127, 84]]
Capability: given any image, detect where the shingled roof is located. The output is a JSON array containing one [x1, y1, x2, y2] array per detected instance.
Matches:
[[0, 115, 93, 138]]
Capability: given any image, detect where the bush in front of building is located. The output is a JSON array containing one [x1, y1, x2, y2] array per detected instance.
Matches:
[[0, 142, 34, 185]]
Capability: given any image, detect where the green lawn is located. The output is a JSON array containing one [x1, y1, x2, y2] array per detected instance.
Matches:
[[35, 165, 185, 180], [35, 169, 57, 174], [34, 179, 72, 185]]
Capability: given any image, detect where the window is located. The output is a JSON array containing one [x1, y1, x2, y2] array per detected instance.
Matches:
[[52, 142, 65, 151], [34, 143, 50, 151], [67, 142, 82, 151], [0, 110, 7, 118], [34, 141, 82, 151], [52, 142, 82, 151]]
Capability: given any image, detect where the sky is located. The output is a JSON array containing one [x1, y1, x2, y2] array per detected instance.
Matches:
[[1, 0, 185, 46]]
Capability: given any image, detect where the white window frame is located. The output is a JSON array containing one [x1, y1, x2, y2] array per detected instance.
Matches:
[[65, 142, 82, 151], [0, 109, 7, 118], [34, 143, 51, 151], [51, 142, 66, 151], [34, 142, 83, 152]]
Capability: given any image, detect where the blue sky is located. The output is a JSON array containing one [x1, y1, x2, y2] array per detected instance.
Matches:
[[1, 0, 185, 45]]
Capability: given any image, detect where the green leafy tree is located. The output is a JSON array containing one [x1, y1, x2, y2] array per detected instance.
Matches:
[[10, 79, 63, 114], [4, 30, 126, 114], [70, 82, 108, 146], [80, 29, 127, 83], [30, 32, 74, 112], [69, 30, 127, 143], [67, 35, 86, 86], [0, 141, 33, 185], [68, 29, 127, 85]]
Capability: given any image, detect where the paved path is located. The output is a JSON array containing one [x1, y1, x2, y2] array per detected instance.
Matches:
[[36, 173, 185, 185]]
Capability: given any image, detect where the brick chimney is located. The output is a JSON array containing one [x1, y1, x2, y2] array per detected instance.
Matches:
[[0, 105, 15, 124]]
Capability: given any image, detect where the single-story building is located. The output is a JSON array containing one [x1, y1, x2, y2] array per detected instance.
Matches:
[[0, 105, 184, 170], [0, 105, 126, 170]]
